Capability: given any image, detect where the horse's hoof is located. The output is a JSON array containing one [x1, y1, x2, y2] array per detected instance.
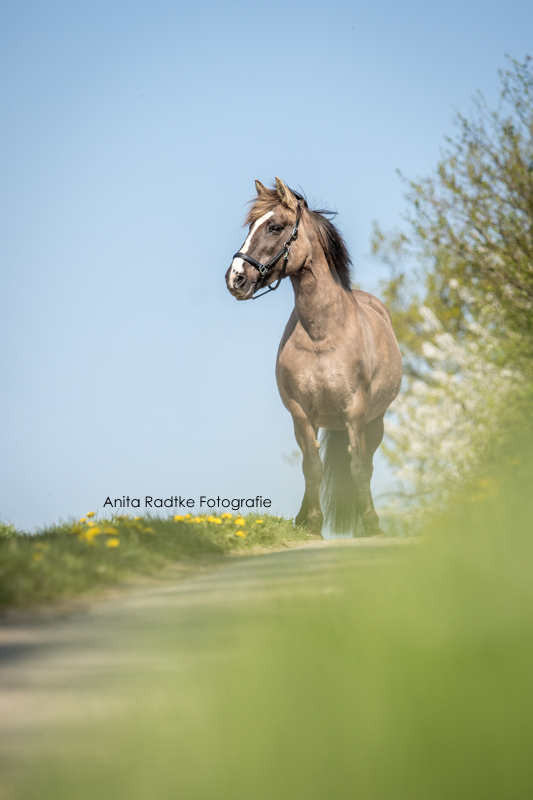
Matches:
[[294, 518, 323, 539], [305, 527, 324, 540], [366, 527, 386, 537]]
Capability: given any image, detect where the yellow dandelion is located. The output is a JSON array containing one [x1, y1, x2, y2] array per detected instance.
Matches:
[[79, 517, 87, 523], [234, 518, 245, 526], [207, 516, 222, 524], [235, 530, 247, 538], [79, 533, 98, 546], [134, 516, 141, 521], [102, 526, 116, 534], [221, 513, 233, 519], [185, 513, 192, 519], [106, 537, 120, 548], [174, 515, 185, 522], [193, 517, 203, 523], [255, 519, 264, 524], [86, 511, 95, 518], [78, 526, 102, 545]]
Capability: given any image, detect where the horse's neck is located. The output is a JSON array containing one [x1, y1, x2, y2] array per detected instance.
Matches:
[[290, 249, 349, 342]]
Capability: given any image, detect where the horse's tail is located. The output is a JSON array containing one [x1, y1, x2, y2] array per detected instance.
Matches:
[[321, 429, 360, 535]]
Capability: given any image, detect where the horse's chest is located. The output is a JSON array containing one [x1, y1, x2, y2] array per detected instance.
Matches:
[[278, 345, 353, 422], [297, 360, 346, 398]]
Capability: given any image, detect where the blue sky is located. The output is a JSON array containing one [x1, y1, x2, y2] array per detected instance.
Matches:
[[1, 0, 532, 531]]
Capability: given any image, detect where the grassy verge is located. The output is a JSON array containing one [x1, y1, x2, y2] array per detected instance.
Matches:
[[0, 512, 311, 608], [4, 442, 533, 799]]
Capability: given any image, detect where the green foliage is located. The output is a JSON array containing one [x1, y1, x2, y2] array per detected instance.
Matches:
[[0, 513, 310, 608], [0, 521, 17, 538], [412, 57, 533, 345], [371, 58, 533, 513], [374, 56, 533, 370], [4, 440, 533, 799]]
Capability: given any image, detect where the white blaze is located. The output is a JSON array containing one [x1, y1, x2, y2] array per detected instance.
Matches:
[[230, 211, 274, 286]]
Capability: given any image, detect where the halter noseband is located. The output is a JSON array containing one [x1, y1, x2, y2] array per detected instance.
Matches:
[[232, 204, 302, 300]]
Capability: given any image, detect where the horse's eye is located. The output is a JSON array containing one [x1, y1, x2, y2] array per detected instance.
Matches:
[[269, 224, 283, 234]]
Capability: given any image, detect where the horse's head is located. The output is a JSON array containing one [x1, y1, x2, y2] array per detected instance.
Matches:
[[226, 178, 307, 301]]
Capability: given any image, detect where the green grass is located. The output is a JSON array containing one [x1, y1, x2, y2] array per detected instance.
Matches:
[[3, 444, 533, 799], [0, 512, 311, 608], [3, 446, 533, 799]]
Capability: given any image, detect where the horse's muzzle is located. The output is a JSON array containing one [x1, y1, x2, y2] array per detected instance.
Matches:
[[225, 265, 256, 301]]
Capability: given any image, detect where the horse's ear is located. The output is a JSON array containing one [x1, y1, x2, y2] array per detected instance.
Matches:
[[275, 177, 298, 211], [255, 179, 268, 197]]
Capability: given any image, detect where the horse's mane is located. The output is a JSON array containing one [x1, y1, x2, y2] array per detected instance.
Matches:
[[245, 186, 352, 290]]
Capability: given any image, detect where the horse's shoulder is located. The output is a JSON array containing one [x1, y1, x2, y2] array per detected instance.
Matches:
[[350, 290, 393, 326]]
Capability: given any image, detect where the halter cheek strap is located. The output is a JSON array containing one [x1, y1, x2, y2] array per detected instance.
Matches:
[[232, 205, 302, 300]]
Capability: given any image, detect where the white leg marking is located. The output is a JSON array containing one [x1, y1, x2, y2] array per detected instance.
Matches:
[[230, 211, 274, 285]]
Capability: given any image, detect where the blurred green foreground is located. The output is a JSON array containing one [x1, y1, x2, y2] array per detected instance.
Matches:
[[2, 447, 533, 800]]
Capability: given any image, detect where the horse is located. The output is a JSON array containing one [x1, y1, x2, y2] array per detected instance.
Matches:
[[225, 178, 402, 537]]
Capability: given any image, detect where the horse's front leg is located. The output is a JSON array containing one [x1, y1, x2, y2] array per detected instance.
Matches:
[[290, 402, 323, 537], [346, 408, 383, 536]]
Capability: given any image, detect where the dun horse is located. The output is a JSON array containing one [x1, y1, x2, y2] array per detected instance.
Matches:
[[225, 179, 402, 537]]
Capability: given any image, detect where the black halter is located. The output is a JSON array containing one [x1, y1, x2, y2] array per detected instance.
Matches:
[[232, 204, 302, 300]]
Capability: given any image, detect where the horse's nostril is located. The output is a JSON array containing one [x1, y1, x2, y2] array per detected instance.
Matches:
[[234, 274, 246, 289]]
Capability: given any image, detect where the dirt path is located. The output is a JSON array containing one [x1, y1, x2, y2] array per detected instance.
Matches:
[[0, 537, 411, 743]]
